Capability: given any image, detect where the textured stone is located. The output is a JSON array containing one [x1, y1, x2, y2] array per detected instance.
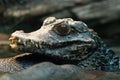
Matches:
[[4, 0, 75, 18], [0, 62, 120, 80], [72, 0, 120, 23], [40, 10, 72, 22], [73, 0, 96, 4], [48, 10, 72, 18]]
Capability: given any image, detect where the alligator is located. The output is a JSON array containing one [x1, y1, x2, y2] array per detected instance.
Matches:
[[0, 17, 119, 73]]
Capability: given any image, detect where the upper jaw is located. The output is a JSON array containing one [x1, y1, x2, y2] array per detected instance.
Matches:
[[9, 27, 96, 52], [9, 30, 96, 61], [9, 36, 96, 52], [9, 34, 96, 51]]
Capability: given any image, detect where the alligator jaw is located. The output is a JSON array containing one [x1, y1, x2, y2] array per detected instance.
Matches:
[[9, 35, 96, 61], [9, 35, 94, 49], [9, 35, 96, 65], [9, 17, 97, 62]]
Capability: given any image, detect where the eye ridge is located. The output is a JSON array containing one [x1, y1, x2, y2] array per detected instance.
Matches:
[[53, 21, 71, 36]]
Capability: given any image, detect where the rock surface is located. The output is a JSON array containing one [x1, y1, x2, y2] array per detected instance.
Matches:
[[72, 0, 120, 23], [1, 0, 120, 23], [3, 0, 75, 18], [0, 62, 120, 80]]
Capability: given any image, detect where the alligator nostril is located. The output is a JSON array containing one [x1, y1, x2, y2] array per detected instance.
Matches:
[[9, 36, 17, 41]]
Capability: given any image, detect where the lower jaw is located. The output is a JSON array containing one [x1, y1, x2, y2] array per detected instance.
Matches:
[[10, 44, 79, 65], [16, 52, 80, 66], [11, 44, 95, 65], [10, 44, 18, 49]]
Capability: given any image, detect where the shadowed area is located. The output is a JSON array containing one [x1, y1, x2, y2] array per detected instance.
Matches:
[[0, 62, 120, 80]]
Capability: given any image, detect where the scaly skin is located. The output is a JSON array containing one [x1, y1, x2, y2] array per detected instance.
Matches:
[[0, 53, 31, 73], [0, 17, 119, 73], [0, 52, 60, 73]]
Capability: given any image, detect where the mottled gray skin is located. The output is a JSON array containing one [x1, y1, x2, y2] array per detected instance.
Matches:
[[1, 17, 119, 73]]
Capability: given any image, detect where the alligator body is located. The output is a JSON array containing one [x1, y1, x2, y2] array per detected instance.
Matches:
[[0, 53, 49, 73], [9, 17, 120, 71], [0, 17, 119, 73]]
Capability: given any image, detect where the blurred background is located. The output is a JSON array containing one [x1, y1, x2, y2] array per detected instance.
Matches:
[[0, 0, 120, 57]]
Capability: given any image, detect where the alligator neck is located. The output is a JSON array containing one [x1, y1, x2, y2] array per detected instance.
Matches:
[[78, 35, 120, 71], [96, 35, 119, 71]]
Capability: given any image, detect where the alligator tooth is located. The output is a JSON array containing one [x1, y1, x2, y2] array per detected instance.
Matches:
[[39, 45, 41, 49], [39, 42, 43, 48], [23, 41, 27, 45], [35, 43, 39, 47], [31, 40, 35, 44], [18, 39, 22, 43], [11, 40, 14, 44]]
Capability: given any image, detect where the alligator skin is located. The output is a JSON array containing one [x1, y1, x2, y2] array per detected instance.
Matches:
[[0, 17, 119, 73], [0, 53, 39, 73], [0, 53, 29, 73]]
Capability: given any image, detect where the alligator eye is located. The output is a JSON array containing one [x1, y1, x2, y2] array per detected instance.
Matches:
[[53, 21, 71, 36]]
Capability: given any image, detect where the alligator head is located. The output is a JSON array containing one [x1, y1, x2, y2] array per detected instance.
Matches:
[[9, 17, 97, 64]]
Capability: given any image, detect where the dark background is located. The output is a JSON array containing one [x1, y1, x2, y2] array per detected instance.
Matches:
[[0, 0, 120, 57]]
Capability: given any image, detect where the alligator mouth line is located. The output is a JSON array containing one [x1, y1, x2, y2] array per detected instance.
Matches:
[[9, 36, 93, 50], [16, 52, 81, 66], [9, 37, 84, 65]]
